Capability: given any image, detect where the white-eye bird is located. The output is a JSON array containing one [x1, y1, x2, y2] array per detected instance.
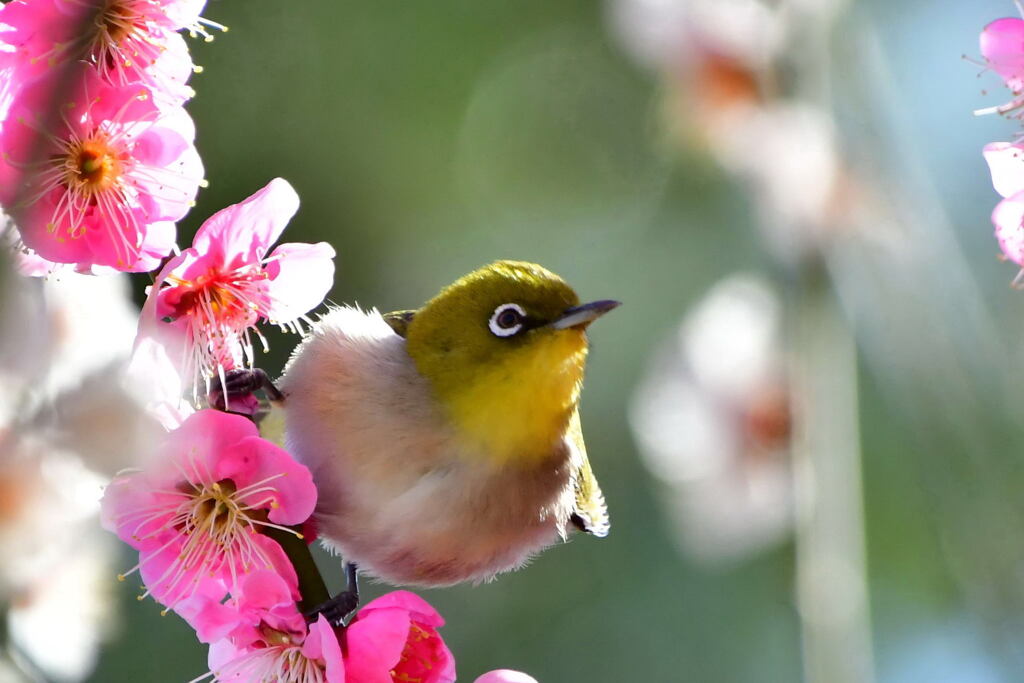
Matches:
[[275, 260, 616, 617]]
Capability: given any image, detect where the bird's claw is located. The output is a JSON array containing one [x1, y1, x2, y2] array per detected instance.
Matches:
[[208, 368, 283, 412], [304, 590, 360, 627]]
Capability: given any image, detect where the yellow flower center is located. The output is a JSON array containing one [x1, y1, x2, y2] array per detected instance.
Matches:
[[259, 623, 300, 648], [64, 137, 121, 194], [190, 479, 243, 536], [96, 0, 145, 48]]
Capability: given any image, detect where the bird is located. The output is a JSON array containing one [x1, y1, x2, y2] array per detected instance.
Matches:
[[268, 260, 616, 620]]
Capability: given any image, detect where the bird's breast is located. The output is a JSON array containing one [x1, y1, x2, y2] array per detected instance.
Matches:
[[438, 330, 589, 465]]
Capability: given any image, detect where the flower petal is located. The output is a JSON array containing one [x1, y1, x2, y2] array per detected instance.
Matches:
[[993, 190, 1024, 266], [158, 410, 259, 476], [207, 637, 245, 674], [302, 615, 346, 683], [248, 535, 300, 601], [192, 178, 300, 265], [264, 241, 336, 322], [214, 435, 317, 526], [473, 671, 539, 683], [984, 142, 1024, 198], [235, 570, 295, 612], [129, 255, 195, 427], [174, 578, 236, 643], [100, 474, 179, 549], [982, 17, 1024, 92], [344, 607, 412, 683], [358, 590, 445, 628]]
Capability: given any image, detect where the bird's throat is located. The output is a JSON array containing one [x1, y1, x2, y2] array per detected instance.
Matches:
[[441, 333, 589, 465]]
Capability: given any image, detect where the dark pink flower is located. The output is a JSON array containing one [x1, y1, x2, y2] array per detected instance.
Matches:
[[140, 178, 335, 393], [344, 591, 456, 683], [0, 64, 203, 271], [100, 409, 317, 608]]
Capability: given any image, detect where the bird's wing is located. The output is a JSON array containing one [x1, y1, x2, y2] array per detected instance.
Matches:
[[567, 409, 610, 537], [382, 309, 417, 337]]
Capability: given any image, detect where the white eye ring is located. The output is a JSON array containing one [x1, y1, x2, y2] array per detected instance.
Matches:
[[489, 303, 526, 337]]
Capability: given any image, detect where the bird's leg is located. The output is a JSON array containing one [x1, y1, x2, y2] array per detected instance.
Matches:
[[304, 562, 360, 627], [207, 367, 284, 413]]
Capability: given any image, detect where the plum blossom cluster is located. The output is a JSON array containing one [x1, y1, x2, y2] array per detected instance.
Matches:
[[979, 12, 1024, 281], [100, 409, 530, 682], [100, 410, 453, 682], [0, 0, 218, 273], [0, 0, 336, 399], [0, 3, 536, 681], [0, 262, 152, 682], [610, 0, 848, 265]]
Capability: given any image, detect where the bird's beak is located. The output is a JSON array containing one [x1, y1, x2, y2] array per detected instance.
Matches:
[[549, 299, 621, 330]]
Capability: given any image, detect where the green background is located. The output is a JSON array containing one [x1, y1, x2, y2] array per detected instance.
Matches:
[[88, 0, 1024, 680]]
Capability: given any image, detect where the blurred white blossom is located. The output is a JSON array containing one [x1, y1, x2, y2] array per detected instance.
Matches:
[[714, 102, 844, 261], [0, 443, 115, 682], [608, 0, 786, 72], [608, 0, 855, 264], [0, 251, 157, 680], [631, 274, 794, 564]]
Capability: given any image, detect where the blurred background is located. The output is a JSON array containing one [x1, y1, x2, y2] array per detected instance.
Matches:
[[5, 0, 1024, 680]]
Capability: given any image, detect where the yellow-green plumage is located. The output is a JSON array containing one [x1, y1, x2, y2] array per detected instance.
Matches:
[[279, 260, 612, 587], [567, 410, 609, 537], [407, 261, 586, 464]]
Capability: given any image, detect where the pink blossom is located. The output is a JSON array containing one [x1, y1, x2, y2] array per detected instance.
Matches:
[[189, 571, 345, 683], [178, 570, 302, 645], [984, 141, 1024, 198], [203, 614, 344, 683], [0, 0, 66, 120], [344, 591, 456, 683], [977, 17, 1024, 117], [473, 671, 539, 683], [100, 409, 317, 608], [0, 0, 202, 105], [982, 17, 1024, 93], [140, 178, 335, 393], [993, 189, 1024, 267], [0, 64, 203, 271]]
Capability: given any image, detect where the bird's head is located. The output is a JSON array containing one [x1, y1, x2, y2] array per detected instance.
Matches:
[[405, 260, 618, 464]]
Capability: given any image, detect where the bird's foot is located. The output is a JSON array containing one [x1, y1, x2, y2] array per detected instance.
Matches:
[[207, 368, 284, 413], [304, 590, 360, 627]]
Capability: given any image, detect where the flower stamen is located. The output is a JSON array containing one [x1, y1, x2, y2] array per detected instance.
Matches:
[[114, 469, 301, 605]]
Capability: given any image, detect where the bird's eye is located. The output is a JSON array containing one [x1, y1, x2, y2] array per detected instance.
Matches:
[[489, 303, 526, 337]]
